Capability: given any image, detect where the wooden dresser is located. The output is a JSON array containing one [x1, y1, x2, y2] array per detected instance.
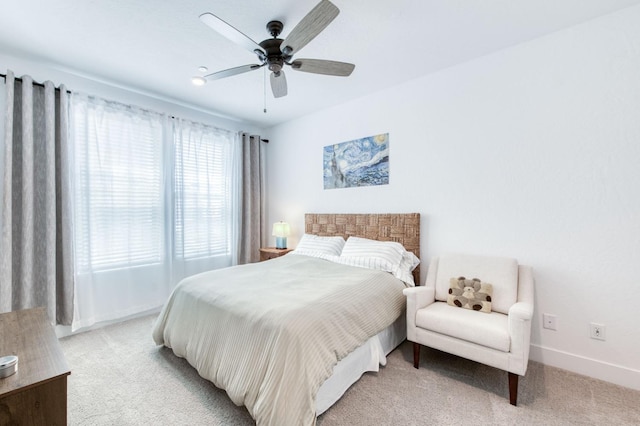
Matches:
[[0, 307, 70, 425]]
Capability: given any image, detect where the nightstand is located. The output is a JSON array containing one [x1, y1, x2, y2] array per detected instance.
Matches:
[[260, 247, 293, 261]]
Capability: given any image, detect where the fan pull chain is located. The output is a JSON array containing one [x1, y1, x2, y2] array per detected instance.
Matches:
[[263, 67, 267, 113]]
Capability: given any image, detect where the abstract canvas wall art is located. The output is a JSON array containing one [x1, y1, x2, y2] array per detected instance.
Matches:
[[323, 133, 389, 189]]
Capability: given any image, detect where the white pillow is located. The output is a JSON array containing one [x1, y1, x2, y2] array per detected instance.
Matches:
[[342, 237, 404, 265], [340, 237, 419, 286], [396, 251, 420, 286], [292, 234, 346, 258], [333, 255, 396, 273]]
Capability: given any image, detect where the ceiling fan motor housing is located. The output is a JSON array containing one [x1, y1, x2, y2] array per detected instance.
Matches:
[[259, 35, 288, 73]]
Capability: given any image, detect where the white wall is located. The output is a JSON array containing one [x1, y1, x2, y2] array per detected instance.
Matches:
[[264, 6, 640, 390]]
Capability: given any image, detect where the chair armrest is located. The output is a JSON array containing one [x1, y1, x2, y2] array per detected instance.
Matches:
[[509, 301, 534, 321], [403, 286, 435, 311], [508, 266, 535, 375], [403, 286, 435, 342]]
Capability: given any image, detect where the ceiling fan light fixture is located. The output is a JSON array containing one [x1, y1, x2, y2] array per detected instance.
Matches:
[[191, 76, 207, 86], [268, 61, 283, 72]]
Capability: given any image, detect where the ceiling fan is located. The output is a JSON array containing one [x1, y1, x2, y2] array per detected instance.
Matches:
[[196, 0, 355, 98]]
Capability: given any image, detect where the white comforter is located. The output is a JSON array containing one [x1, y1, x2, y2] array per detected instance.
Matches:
[[152, 254, 406, 426]]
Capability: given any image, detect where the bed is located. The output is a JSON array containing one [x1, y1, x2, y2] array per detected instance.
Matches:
[[152, 213, 420, 425]]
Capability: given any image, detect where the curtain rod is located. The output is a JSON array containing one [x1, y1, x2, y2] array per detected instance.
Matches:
[[0, 72, 71, 93], [1, 73, 266, 140]]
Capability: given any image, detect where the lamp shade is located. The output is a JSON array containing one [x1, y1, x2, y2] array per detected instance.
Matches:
[[272, 222, 290, 249], [272, 222, 290, 237]]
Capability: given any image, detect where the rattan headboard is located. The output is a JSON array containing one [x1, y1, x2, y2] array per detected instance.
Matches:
[[304, 213, 421, 284]]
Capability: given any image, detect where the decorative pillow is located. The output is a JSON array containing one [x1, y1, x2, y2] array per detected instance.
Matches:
[[292, 234, 346, 258], [447, 276, 493, 313]]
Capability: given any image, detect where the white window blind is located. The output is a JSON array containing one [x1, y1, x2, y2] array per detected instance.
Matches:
[[174, 121, 235, 259], [72, 96, 165, 272]]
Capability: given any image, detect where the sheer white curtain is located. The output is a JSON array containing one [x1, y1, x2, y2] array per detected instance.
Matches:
[[172, 118, 238, 279], [70, 94, 239, 330]]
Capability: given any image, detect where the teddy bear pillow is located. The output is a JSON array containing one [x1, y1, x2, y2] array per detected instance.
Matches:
[[447, 276, 493, 313]]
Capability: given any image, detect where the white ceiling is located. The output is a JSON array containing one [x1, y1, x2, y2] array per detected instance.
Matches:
[[1, 0, 639, 128]]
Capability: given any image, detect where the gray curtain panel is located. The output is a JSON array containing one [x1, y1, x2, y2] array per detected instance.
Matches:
[[0, 71, 74, 325], [237, 133, 265, 264]]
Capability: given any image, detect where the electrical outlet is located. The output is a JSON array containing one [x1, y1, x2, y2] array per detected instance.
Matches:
[[543, 313, 557, 330], [590, 323, 606, 341]]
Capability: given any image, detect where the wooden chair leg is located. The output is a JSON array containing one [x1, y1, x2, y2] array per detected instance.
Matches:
[[413, 342, 420, 369], [508, 372, 518, 406]]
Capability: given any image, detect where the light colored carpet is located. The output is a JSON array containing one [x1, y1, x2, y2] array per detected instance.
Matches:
[[60, 314, 640, 425]]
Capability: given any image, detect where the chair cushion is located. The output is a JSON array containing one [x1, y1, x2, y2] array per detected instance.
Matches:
[[415, 302, 510, 352], [434, 254, 518, 314]]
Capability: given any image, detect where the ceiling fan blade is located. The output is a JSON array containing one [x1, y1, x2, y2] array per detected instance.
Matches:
[[204, 64, 263, 81], [290, 59, 354, 76], [280, 0, 339, 56], [200, 12, 265, 55], [270, 71, 288, 98]]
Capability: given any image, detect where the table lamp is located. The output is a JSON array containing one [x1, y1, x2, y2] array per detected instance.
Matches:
[[272, 221, 290, 249]]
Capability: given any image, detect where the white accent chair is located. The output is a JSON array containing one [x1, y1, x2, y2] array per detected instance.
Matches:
[[403, 254, 534, 405]]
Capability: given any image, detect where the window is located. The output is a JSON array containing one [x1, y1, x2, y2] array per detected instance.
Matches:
[[72, 96, 165, 272], [72, 96, 238, 274], [174, 121, 235, 260], [70, 94, 239, 330]]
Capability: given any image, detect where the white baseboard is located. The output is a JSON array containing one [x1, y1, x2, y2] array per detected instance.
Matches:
[[55, 307, 161, 339], [529, 344, 640, 391]]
